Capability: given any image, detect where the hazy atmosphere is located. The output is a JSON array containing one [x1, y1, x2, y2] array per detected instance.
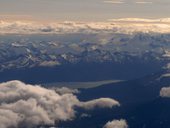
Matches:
[[0, 0, 170, 21]]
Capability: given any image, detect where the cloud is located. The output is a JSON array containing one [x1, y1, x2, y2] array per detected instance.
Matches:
[[80, 113, 91, 118], [103, 0, 153, 4], [160, 87, 170, 98], [103, 119, 128, 128], [103, 0, 125, 4], [1, 19, 170, 34], [135, 1, 153, 4], [0, 80, 120, 128], [80, 98, 120, 110], [51, 87, 80, 95], [0, 109, 21, 128], [108, 18, 170, 23]]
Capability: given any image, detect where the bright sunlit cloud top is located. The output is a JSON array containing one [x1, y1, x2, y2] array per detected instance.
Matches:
[[1, 18, 170, 34]]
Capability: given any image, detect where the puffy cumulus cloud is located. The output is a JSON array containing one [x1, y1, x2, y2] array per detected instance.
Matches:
[[0, 81, 78, 128], [103, 119, 128, 128], [51, 87, 79, 95], [160, 87, 170, 98], [0, 109, 21, 128], [1, 19, 170, 34], [0, 80, 120, 128]]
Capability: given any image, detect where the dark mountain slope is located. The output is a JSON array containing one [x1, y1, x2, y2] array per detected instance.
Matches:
[[58, 70, 170, 128]]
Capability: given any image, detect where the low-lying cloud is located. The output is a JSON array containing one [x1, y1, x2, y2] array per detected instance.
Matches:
[[103, 119, 128, 128], [80, 98, 120, 110], [160, 87, 170, 98], [0, 80, 120, 128]]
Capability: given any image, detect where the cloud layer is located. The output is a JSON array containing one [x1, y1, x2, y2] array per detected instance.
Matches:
[[103, 119, 128, 128], [1, 19, 170, 34], [103, 0, 125, 4], [103, 0, 162, 4], [0, 80, 119, 128]]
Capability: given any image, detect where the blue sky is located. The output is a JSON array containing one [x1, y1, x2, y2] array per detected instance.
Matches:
[[0, 0, 170, 21]]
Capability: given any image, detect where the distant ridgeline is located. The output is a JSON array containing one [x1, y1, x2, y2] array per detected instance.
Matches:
[[0, 32, 169, 83]]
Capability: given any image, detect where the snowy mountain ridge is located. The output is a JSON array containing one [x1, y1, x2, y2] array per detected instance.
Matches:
[[0, 33, 169, 71]]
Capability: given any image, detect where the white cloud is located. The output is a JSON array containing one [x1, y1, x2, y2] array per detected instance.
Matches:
[[1, 19, 170, 34], [80, 113, 91, 118], [108, 18, 170, 23], [160, 87, 170, 98], [80, 98, 120, 110], [103, 0, 153, 4], [0, 80, 120, 128], [135, 1, 153, 4], [51, 87, 80, 95], [103, 0, 125, 4], [103, 119, 128, 128], [0, 109, 21, 128]]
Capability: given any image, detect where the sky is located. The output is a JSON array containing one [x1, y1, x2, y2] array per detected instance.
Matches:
[[0, 0, 170, 22]]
